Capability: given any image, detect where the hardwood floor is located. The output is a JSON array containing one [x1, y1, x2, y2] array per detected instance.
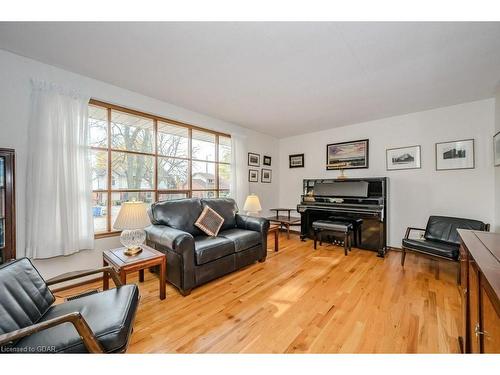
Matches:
[[56, 234, 462, 353]]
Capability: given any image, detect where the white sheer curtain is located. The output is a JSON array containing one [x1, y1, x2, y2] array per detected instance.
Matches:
[[230, 133, 249, 211], [25, 80, 94, 259]]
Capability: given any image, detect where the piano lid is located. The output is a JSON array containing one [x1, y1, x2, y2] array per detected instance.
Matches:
[[313, 180, 369, 198]]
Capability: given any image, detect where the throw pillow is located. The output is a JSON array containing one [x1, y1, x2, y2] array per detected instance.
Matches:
[[195, 206, 225, 236]]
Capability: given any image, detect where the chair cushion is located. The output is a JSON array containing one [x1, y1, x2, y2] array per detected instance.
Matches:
[[201, 198, 238, 231], [149, 198, 203, 236], [194, 236, 235, 265], [12, 284, 139, 353], [402, 238, 459, 260], [312, 220, 353, 232], [195, 206, 225, 236], [424, 215, 486, 246], [219, 228, 261, 252], [0, 258, 55, 336]]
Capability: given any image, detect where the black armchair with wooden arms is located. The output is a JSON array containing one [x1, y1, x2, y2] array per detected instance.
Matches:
[[0, 258, 139, 353], [401, 215, 490, 283]]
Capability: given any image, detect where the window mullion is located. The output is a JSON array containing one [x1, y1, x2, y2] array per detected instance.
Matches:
[[215, 134, 219, 197], [106, 107, 112, 233], [154, 118, 158, 203], [188, 128, 193, 197]]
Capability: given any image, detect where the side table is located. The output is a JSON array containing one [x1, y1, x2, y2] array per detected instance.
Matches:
[[268, 224, 280, 252], [103, 244, 166, 300]]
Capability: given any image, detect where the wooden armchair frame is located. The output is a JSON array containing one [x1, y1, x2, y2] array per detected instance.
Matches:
[[0, 266, 122, 353], [401, 224, 490, 285]]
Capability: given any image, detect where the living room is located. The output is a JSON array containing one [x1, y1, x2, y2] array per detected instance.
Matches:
[[1, 1, 500, 373]]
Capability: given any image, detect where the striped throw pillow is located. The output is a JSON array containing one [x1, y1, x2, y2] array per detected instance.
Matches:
[[195, 206, 225, 236]]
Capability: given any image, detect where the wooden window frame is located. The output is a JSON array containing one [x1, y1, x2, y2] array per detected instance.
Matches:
[[89, 99, 231, 238]]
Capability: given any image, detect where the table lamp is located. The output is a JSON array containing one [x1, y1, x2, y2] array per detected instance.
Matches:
[[113, 201, 151, 256], [243, 194, 262, 216]]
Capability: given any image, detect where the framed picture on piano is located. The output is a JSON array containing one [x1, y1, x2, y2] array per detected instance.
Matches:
[[326, 139, 369, 170]]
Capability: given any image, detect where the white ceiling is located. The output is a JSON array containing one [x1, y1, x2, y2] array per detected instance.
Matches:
[[1, 22, 499, 138]]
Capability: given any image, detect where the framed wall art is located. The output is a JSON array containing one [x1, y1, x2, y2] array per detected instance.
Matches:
[[248, 153, 260, 167], [386, 145, 421, 171], [248, 169, 259, 182], [263, 155, 272, 166], [326, 139, 369, 170], [289, 153, 304, 168], [435, 139, 474, 170], [261, 168, 272, 183]]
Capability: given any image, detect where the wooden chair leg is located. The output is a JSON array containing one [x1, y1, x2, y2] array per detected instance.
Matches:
[[401, 248, 407, 266], [313, 229, 317, 250], [456, 263, 461, 285], [344, 233, 348, 256]]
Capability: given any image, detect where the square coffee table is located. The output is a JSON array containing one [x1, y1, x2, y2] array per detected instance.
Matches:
[[103, 244, 166, 300]]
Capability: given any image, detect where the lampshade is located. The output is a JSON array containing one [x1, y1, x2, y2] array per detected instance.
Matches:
[[243, 194, 262, 213], [113, 201, 151, 230]]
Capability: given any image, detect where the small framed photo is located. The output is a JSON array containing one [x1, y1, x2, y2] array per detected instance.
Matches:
[[263, 155, 272, 166], [248, 152, 260, 167], [386, 145, 421, 171], [261, 168, 272, 183], [435, 139, 474, 170], [494, 131, 500, 167], [289, 153, 305, 168], [248, 169, 259, 182]]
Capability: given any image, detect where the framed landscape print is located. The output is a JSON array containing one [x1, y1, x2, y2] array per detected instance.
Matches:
[[261, 168, 272, 183], [248, 169, 259, 182], [495, 131, 500, 167], [435, 139, 474, 170], [248, 152, 260, 167], [386, 145, 421, 171], [289, 153, 304, 168], [326, 139, 369, 170], [263, 155, 272, 166]]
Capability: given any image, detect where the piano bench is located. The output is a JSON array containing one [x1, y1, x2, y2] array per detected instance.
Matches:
[[312, 220, 354, 256], [328, 216, 363, 247]]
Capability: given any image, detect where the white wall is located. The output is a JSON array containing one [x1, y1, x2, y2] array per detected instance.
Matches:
[[495, 87, 500, 232], [279, 99, 496, 248], [0, 49, 279, 278]]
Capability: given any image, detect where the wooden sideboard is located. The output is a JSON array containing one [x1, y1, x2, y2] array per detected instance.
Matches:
[[458, 229, 500, 353]]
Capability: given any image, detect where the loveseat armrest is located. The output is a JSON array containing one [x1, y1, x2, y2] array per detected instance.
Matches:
[[236, 214, 270, 234], [145, 225, 194, 254]]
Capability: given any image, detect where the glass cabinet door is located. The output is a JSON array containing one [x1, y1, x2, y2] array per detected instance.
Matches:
[[0, 155, 5, 261], [0, 149, 15, 264]]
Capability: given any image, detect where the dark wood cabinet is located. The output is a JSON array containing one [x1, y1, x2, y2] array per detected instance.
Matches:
[[468, 261, 481, 353], [481, 282, 500, 352], [458, 230, 500, 353], [0, 148, 15, 264]]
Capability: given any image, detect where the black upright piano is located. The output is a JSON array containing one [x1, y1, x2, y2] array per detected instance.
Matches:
[[297, 177, 388, 257]]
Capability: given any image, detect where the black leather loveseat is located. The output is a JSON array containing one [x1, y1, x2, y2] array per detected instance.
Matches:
[[145, 198, 269, 296]]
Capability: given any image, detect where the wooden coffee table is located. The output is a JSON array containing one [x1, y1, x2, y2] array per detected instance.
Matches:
[[102, 244, 166, 300], [267, 211, 301, 239]]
